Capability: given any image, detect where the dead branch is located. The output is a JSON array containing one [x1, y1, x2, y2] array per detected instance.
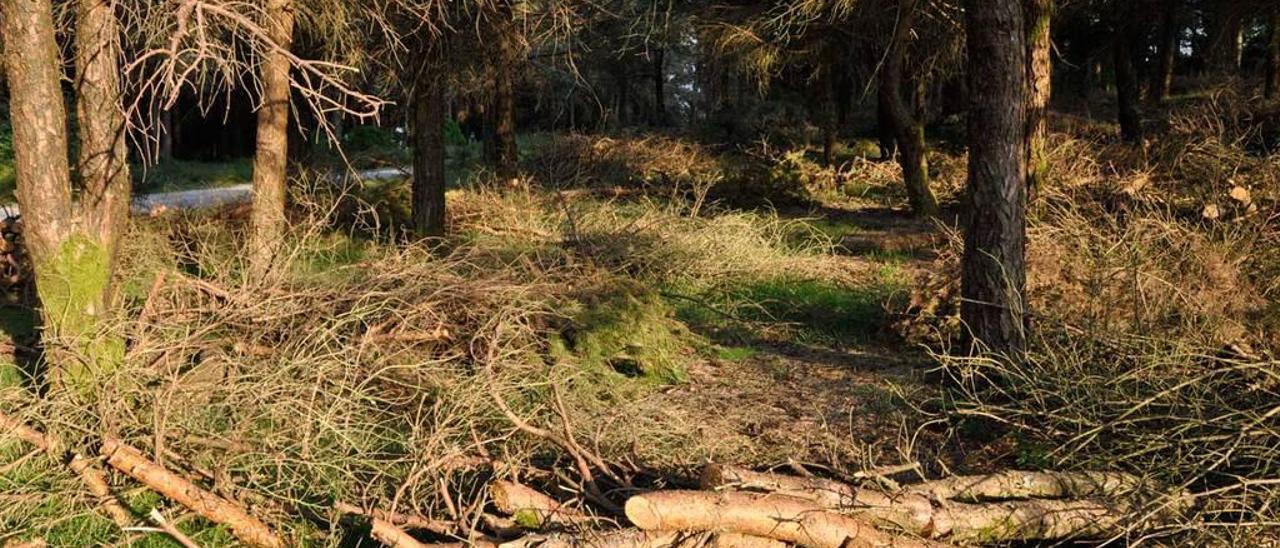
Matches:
[[0, 412, 133, 527], [499, 529, 691, 547], [100, 438, 284, 548], [625, 490, 939, 548], [335, 501, 454, 535], [369, 517, 430, 548], [149, 508, 203, 548], [491, 480, 597, 528], [2, 540, 47, 548]]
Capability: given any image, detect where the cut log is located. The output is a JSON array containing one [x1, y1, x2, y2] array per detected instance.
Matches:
[[491, 480, 595, 528], [625, 490, 939, 548], [100, 438, 283, 548], [903, 471, 1140, 502]]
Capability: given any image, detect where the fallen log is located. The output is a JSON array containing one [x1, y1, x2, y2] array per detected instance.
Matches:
[[0, 412, 132, 527], [369, 517, 431, 548], [903, 470, 1140, 502], [700, 464, 933, 534], [700, 465, 1137, 542], [625, 490, 940, 548], [711, 533, 787, 547], [498, 529, 688, 547], [100, 438, 284, 548], [492, 480, 596, 528]]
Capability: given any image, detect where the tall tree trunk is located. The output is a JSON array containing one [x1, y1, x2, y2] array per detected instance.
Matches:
[[961, 0, 1028, 357], [834, 69, 853, 138], [488, 0, 519, 178], [1150, 0, 1179, 103], [652, 48, 667, 126], [878, 0, 938, 217], [248, 0, 295, 278], [75, 0, 131, 300], [411, 45, 447, 238], [1114, 6, 1144, 144], [1267, 10, 1279, 100], [876, 93, 897, 160], [1206, 1, 1241, 76], [4, 0, 125, 388], [1024, 0, 1052, 200]]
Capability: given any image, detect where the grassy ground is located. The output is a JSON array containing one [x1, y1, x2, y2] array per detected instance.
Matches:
[[2, 91, 1278, 544]]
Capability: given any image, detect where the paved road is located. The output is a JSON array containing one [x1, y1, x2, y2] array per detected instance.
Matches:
[[1, 166, 410, 217]]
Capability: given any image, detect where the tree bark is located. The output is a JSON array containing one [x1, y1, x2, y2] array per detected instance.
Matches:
[[487, 0, 519, 178], [877, 0, 938, 217], [961, 0, 1028, 357], [1024, 0, 1052, 200], [75, 0, 131, 302], [4, 0, 127, 387], [652, 48, 667, 126], [1150, 0, 1178, 103], [1113, 5, 1144, 144], [1205, 1, 1241, 76], [1267, 10, 1279, 100], [412, 42, 447, 238], [248, 0, 295, 278]]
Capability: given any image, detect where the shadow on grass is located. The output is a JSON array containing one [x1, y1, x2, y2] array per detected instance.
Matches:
[[671, 276, 908, 352]]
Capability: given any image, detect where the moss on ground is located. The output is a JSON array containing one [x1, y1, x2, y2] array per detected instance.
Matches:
[[560, 282, 694, 385]]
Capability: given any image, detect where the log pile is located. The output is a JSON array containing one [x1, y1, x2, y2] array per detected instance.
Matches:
[[467, 465, 1169, 547], [0, 409, 1179, 547], [0, 216, 28, 297]]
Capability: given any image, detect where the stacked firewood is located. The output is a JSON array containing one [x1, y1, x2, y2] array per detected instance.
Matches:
[[0, 216, 28, 298]]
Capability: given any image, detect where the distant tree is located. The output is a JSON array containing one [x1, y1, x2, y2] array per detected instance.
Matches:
[[484, 0, 521, 179], [1024, 0, 1052, 198], [878, 0, 939, 216], [1267, 7, 1279, 100], [411, 35, 449, 237], [961, 0, 1028, 356], [1205, 0, 1243, 75], [1113, 1, 1144, 144], [1151, 0, 1180, 103]]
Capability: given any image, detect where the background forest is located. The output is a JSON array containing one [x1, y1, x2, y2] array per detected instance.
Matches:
[[0, 0, 1278, 546]]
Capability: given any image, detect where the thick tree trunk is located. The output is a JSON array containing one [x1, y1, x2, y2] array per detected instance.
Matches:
[[4, 0, 127, 387], [820, 73, 837, 167], [248, 0, 295, 278], [1150, 0, 1178, 103], [1114, 7, 1144, 144], [75, 0, 131, 301], [1267, 11, 1279, 100], [961, 0, 1028, 357], [1024, 0, 1052, 200], [487, 0, 519, 178], [878, 0, 938, 217], [652, 48, 667, 126], [411, 44, 447, 238]]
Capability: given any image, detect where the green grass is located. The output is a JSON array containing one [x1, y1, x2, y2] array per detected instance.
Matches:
[[133, 159, 253, 194], [714, 345, 759, 361], [676, 271, 909, 347]]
